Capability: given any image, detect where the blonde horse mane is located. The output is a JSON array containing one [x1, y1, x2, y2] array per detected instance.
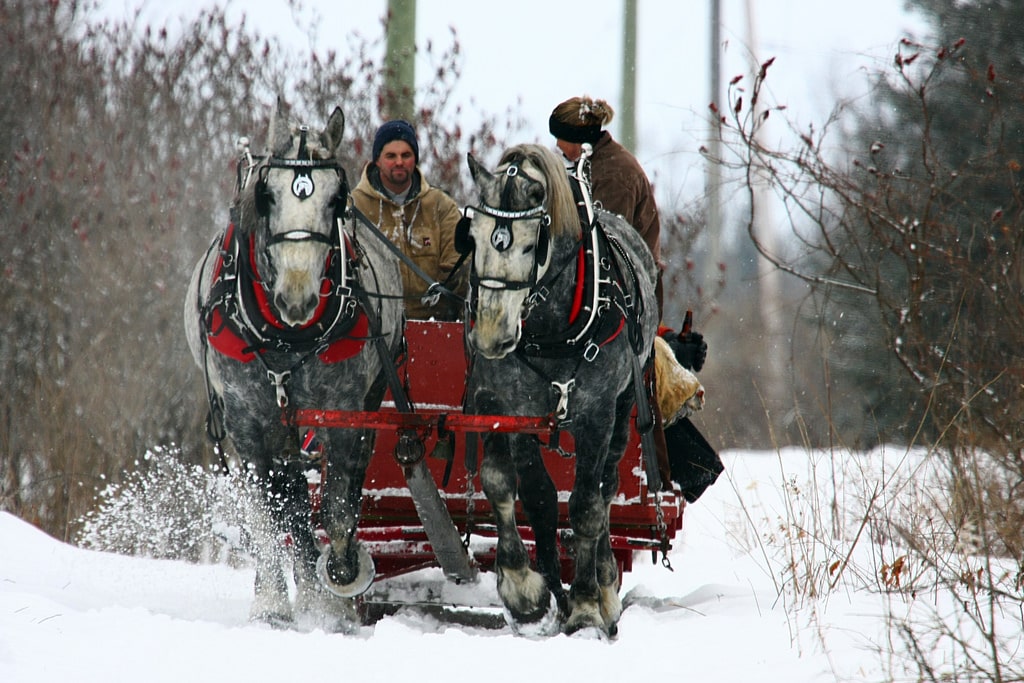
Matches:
[[497, 144, 580, 239]]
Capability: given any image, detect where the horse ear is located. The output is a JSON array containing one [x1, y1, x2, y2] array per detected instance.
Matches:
[[467, 153, 492, 185], [324, 106, 345, 158], [269, 97, 292, 155]]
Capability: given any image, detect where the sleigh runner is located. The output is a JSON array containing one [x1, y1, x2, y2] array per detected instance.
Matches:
[[287, 319, 685, 586]]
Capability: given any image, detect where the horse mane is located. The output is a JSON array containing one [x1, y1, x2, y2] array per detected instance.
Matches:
[[498, 144, 580, 240], [235, 181, 260, 235]]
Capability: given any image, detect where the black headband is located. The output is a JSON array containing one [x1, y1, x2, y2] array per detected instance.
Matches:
[[548, 114, 602, 144]]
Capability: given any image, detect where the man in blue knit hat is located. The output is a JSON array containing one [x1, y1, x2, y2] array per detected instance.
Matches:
[[352, 120, 467, 320]]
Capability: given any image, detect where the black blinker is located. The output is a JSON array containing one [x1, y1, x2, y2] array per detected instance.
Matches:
[[254, 169, 272, 218], [454, 212, 473, 255]]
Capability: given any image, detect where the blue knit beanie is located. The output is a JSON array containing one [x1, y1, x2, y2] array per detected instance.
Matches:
[[372, 120, 419, 164]]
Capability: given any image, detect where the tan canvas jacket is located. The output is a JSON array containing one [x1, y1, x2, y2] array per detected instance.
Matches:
[[352, 164, 468, 320]]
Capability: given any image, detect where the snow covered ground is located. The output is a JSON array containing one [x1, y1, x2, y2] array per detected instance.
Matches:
[[2, 447, 1019, 682]]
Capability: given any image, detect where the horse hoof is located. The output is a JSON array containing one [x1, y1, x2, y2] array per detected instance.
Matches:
[[317, 543, 376, 598], [566, 623, 610, 640], [599, 583, 623, 627], [294, 583, 363, 635], [564, 601, 607, 637], [502, 592, 560, 638], [249, 591, 293, 628], [249, 608, 294, 630]]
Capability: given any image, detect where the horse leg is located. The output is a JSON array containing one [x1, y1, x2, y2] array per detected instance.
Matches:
[[509, 435, 567, 615], [250, 534, 291, 627], [594, 402, 633, 632], [225, 412, 295, 625], [272, 438, 319, 582], [310, 372, 390, 619], [248, 467, 294, 625], [564, 409, 620, 635], [249, 432, 325, 627], [264, 437, 357, 632], [316, 428, 375, 603], [480, 431, 556, 632], [563, 468, 607, 634]]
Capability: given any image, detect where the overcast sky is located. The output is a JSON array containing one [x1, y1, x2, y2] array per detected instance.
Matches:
[[97, 0, 926, 207]]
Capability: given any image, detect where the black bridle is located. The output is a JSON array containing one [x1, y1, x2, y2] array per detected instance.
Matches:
[[250, 126, 350, 251], [245, 145, 349, 300], [466, 163, 555, 293], [219, 128, 359, 359]]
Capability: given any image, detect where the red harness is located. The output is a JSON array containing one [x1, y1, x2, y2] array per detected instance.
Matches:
[[566, 241, 625, 345], [205, 223, 368, 363], [518, 227, 627, 359]]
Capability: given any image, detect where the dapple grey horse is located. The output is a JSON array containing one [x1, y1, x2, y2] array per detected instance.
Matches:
[[184, 100, 403, 631], [461, 144, 658, 636]]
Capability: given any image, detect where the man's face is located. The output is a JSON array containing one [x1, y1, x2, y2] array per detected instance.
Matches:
[[556, 138, 582, 162], [377, 140, 416, 193]]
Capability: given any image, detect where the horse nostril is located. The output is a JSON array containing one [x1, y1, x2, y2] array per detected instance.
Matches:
[[274, 291, 318, 326]]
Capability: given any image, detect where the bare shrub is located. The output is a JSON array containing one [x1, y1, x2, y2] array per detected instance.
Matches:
[[711, 32, 1024, 680], [0, 1, 521, 540]]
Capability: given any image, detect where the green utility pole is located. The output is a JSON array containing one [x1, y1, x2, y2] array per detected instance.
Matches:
[[620, 0, 637, 153], [705, 0, 721, 287], [384, 0, 416, 121]]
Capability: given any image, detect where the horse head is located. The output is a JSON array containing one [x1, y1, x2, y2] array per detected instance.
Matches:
[[240, 99, 348, 327], [464, 144, 579, 359]]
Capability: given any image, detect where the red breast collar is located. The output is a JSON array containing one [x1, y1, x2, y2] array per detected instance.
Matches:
[[205, 224, 368, 363]]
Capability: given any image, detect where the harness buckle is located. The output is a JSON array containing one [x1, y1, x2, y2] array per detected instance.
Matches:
[[524, 286, 549, 311], [342, 296, 357, 319], [267, 369, 291, 408], [421, 282, 443, 307], [583, 341, 600, 362]]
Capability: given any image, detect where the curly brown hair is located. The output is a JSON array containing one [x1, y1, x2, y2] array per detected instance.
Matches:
[[550, 96, 615, 128]]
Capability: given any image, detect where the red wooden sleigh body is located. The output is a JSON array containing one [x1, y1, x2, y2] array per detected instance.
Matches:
[[289, 320, 684, 584]]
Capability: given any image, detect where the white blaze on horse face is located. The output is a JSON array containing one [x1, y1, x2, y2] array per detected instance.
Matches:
[[467, 215, 545, 359], [272, 240, 327, 326], [265, 168, 336, 327], [471, 286, 524, 359]]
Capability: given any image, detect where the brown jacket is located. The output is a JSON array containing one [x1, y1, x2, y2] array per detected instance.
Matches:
[[352, 164, 468, 320], [588, 131, 662, 266]]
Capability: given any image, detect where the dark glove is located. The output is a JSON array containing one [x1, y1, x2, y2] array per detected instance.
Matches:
[[663, 329, 707, 372]]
